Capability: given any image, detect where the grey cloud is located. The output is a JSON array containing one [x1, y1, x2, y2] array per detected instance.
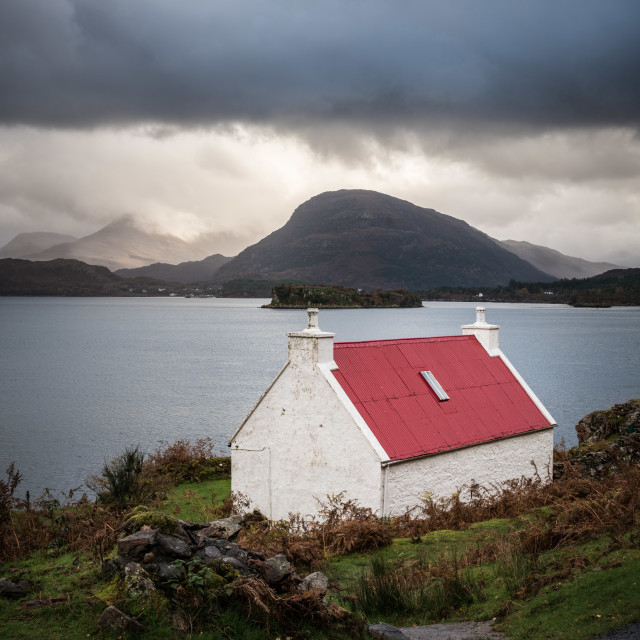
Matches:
[[1, 0, 639, 134]]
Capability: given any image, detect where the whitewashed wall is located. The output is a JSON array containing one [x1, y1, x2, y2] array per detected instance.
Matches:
[[231, 337, 383, 521], [231, 308, 555, 521], [383, 428, 554, 516]]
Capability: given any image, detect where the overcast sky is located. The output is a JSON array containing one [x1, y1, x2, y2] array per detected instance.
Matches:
[[1, 0, 639, 265]]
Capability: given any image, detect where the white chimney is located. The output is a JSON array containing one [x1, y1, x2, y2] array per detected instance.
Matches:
[[461, 306, 500, 354], [287, 308, 335, 368]]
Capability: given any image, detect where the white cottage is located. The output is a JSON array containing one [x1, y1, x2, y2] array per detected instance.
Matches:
[[230, 308, 555, 520]]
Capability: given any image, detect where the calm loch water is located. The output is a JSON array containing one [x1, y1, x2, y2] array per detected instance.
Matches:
[[1, 297, 639, 498]]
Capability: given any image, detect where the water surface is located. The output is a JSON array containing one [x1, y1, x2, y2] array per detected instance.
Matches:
[[1, 297, 638, 498]]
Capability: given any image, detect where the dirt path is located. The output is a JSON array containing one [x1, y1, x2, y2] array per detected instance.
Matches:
[[368, 621, 507, 639], [368, 621, 640, 640]]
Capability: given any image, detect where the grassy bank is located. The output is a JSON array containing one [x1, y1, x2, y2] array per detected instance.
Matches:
[[325, 521, 640, 639], [1, 442, 639, 639]]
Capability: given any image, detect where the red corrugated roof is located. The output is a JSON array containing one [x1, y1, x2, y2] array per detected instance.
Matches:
[[331, 335, 553, 462]]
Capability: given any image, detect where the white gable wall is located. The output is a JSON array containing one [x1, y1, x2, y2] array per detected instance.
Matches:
[[231, 358, 383, 521], [383, 428, 554, 516], [231, 308, 556, 521]]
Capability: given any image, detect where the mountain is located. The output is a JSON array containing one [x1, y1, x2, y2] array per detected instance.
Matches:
[[0, 232, 78, 258], [22, 217, 219, 271], [115, 253, 232, 284], [498, 239, 621, 279], [213, 190, 553, 289]]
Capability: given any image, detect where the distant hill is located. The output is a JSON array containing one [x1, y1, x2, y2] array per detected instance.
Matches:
[[419, 268, 640, 306], [115, 254, 232, 283], [498, 239, 621, 279], [0, 232, 78, 258], [214, 190, 553, 289], [0, 258, 183, 296], [21, 217, 219, 271]]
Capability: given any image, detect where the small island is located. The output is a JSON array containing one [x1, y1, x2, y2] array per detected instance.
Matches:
[[263, 284, 423, 308]]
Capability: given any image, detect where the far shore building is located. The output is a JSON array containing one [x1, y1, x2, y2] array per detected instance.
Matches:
[[230, 307, 555, 520]]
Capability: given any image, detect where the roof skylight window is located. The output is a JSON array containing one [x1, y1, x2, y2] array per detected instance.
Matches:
[[421, 371, 449, 401]]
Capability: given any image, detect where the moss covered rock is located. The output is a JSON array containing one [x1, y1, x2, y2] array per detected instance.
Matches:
[[122, 506, 187, 540], [576, 399, 640, 443]]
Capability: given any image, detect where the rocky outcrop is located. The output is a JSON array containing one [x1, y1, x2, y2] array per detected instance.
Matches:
[[102, 506, 331, 614], [555, 400, 640, 480], [575, 399, 640, 443]]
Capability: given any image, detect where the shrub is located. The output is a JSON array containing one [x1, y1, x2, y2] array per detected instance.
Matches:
[[88, 445, 145, 504], [237, 493, 393, 570], [145, 437, 229, 483]]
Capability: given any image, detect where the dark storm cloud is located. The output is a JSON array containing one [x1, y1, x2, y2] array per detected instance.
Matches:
[[1, 0, 639, 132]]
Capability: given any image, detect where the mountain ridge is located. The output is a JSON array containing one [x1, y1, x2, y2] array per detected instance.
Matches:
[[27, 217, 214, 271], [1, 190, 624, 285], [213, 189, 553, 289], [0, 217, 238, 272], [0, 232, 79, 259], [497, 239, 622, 279], [115, 254, 232, 283]]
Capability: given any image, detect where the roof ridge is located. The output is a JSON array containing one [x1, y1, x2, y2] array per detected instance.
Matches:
[[334, 335, 473, 348]]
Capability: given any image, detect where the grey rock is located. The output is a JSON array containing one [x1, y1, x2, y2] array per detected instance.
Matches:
[[153, 561, 185, 582], [199, 516, 243, 541], [299, 571, 329, 593], [263, 553, 294, 584], [0, 578, 28, 599], [124, 562, 156, 599], [214, 540, 249, 564], [178, 519, 207, 531], [195, 545, 223, 562], [97, 605, 145, 632], [247, 549, 266, 561], [576, 400, 640, 443], [369, 622, 408, 639], [222, 557, 247, 572], [118, 528, 159, 558], [156, 533, 192, 558]]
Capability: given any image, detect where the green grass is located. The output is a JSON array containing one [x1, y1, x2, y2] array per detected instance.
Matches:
[[4, 475, 640, 640], [498, 547, 640, 640], [325, 519, 640, 639], [0, 547, 343, 640], [153, 476, 231, 522], [326, 517, 516, 588], [0, 551, 104, 640]]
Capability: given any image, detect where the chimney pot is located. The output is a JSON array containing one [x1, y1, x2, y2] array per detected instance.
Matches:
[[462, 307, 500, 353], [287, 308, 335, 367], [304, 308, 320, 333]]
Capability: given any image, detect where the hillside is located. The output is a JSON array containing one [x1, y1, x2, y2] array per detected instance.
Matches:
[[115, 253, 232, 283], [0, 258, 181, 296], [1, 407, 638, 640], [419, 267, 640, 306], [498, 239, 621, 279], [214, 190, 553, 289]]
